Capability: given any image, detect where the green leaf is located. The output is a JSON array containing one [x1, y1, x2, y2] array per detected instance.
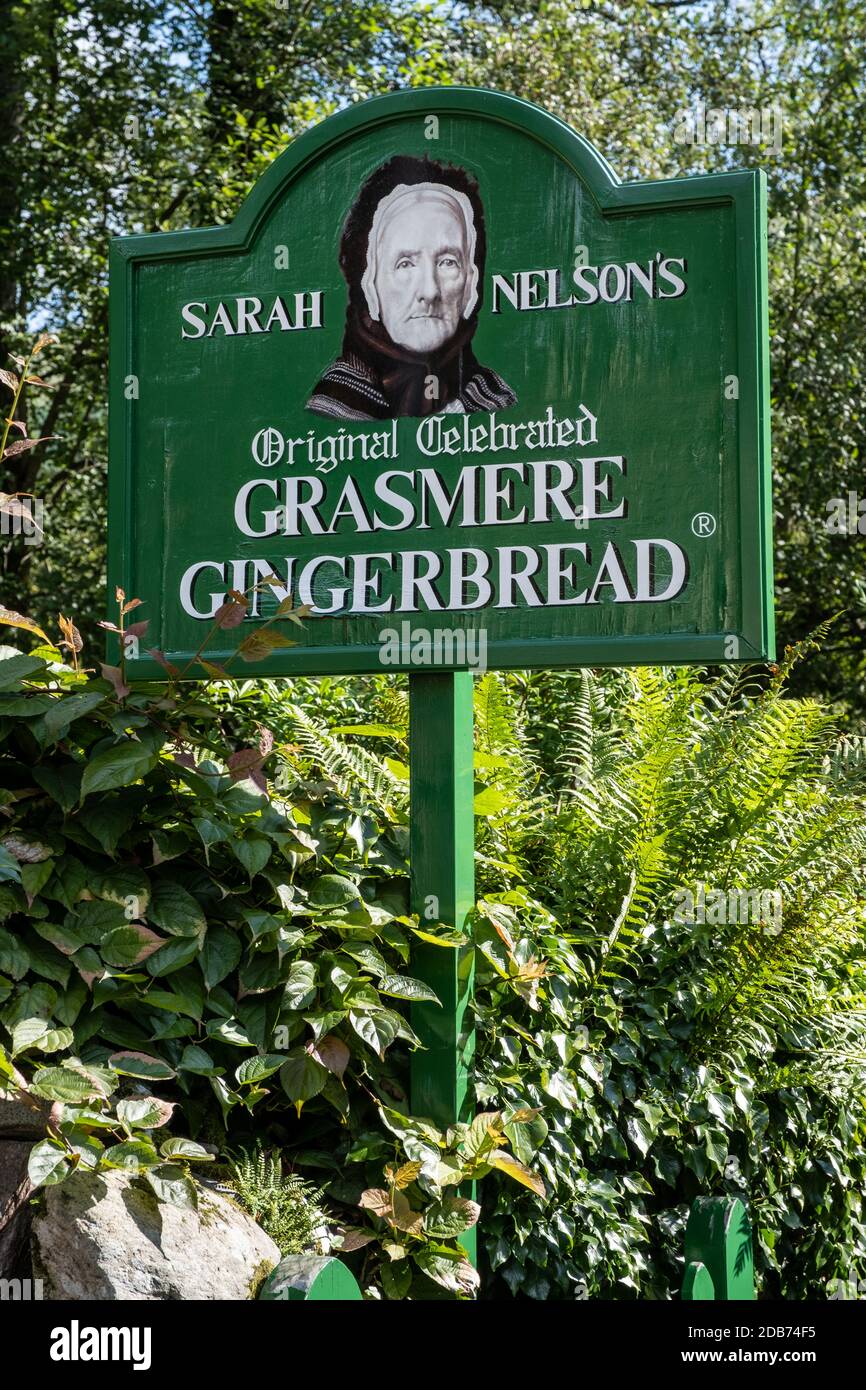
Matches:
[[22, 1024, 74, 1057], [625, 1115, 652, 1158], [109, 1050, 176, 1081], [377, 973, 441, 1004], [178, 1044, 220, 1075], [101, 924, 165, 968], [143, 1163, 198, 1209], [146, 934, 201, 976], [21, 859, 54, 901], [423, 1195, 481, 1238], [415, 1246, 480, 1296], [0, 927, 30, 979], [381, 1259, 413, 1300], [10, 1016, 51, 1055], [90, 865, 151, 915], [27, 1139, 69, 1187], [158, 1138, 214, 1162], [282, 959, 317, 1010], [235, 1053, 285, 1085], [200, 925, 242, 989], [348, 1008, 399, 1059], [279, 1048, 328, 1114], [232, 834, 272, 879], [33, 764, 83, 812], [308, 874, 359, 909], [116, 1097, 176, 1130], [102, 1139, 160, 1169], [80, 735, 163, 799], [148, 880, 206, 937], [41, 691, 105, 742], [29, 1066, 105, 1103]]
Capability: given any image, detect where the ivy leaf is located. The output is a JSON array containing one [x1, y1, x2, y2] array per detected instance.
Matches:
[[625, 1115, 652, 1157], [485, 1150, 546, 1197]]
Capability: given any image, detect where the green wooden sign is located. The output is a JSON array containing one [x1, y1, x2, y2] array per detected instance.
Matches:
[[108, 86, 773, 676]]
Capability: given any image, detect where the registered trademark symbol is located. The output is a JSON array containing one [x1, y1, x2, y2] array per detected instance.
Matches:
[[691, 512, 717, 537]]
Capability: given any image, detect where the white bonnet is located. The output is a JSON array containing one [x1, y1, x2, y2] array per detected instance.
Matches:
[[360, 181, 479, 324]]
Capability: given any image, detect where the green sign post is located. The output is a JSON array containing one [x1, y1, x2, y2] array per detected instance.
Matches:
[[109, 87, 773, 1273]]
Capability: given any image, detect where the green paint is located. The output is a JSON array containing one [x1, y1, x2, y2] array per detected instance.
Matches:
[[409, 673, 476, 1264], [409, 672, 475, 1128], [681, 1261, 715, 1301], [108, 86, 773, 676], [682, 1196, 756, 1300], [259, 1254, 362, 1300]]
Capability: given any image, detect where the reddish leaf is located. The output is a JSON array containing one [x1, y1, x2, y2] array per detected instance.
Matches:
[[312, 1034, 350, 1081], [100, 663, 130, 699], [122, 598, 143, 616], [337, 1227, 376, 1252], [32, 332, 59, 354], [3, 436, 58, 458], [125, 619, 149, 640], [227, 748, 264, 787], [0, 368, 20, 391], [214, 600, 246, 630], [146, 648, 180, 679]]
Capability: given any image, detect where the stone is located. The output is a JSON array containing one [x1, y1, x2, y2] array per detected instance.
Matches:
[[0, 1092, 54, 1139], [31, 1169, 280, 1300], [0, 1141, 35, 1277]]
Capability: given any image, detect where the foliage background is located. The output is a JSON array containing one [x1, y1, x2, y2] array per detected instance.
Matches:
[[3, 0, 866, 1302], [2, 0, 866, 708]]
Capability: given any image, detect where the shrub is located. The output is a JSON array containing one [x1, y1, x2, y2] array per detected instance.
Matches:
[[472, 653, 866, 1298], [212, 649, 866, 1298], [0, 599, 538, 1298]]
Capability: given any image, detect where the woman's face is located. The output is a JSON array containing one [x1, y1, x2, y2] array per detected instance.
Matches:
[[373, 194, 469, 353]]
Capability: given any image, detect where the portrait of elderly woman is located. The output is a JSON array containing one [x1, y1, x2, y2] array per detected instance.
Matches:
[[306, 155, 517, 421]]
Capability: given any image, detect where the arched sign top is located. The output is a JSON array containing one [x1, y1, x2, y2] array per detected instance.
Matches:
[[113, 86, 760, 263], [109, 86, 772, 676]]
